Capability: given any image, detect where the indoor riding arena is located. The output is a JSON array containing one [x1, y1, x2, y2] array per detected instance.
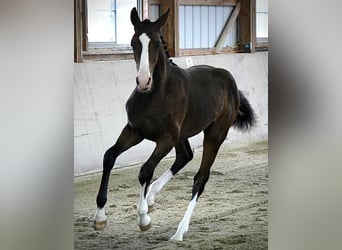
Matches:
[[74, 0, 268, 249]]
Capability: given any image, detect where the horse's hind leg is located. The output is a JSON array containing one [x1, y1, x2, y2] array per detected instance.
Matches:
[[147, 139, 193, 212], [171, 123, 230, 241], [93, 124, 142, 230]]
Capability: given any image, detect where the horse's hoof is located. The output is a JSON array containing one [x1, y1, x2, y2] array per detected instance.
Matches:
[[139, 222, 152, 231], [148, 204, 155, 213], [93, 220, 107, 230]]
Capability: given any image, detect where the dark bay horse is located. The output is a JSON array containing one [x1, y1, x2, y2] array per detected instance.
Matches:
[[93, 7, 255, 241]]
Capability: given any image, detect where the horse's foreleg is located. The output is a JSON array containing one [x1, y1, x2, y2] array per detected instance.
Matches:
[[94, 124, 142, 230], [137, 136, 174, 231], [147, 139, 193, 211]]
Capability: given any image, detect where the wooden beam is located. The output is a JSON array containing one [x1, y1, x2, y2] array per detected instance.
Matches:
[[74, 0, 83, 62], [81, 0, 88, 51], [214, 1, 241, 53], [179, 47, 238, 56], [237, 0, 251, 52], [142, 0, 149, 19], [158, 0, 177, 57], [178, 0, 237, 6]]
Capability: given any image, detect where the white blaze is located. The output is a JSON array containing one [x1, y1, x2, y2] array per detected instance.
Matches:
[[137, 33, 151, 90]]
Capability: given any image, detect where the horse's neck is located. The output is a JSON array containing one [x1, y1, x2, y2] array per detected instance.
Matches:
[[153, 50, 169, 89]]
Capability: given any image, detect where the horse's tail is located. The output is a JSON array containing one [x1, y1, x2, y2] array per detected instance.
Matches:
[[233, 91, 256, 131]]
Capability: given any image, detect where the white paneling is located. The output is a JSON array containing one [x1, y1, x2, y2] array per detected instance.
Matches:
[[208, 6, 216, 47], [216, 6, 224, 43], [193, 6, 201, 48], [223, 6, 231, 46], [179, 5, 185, 49], [185, 5, 193, 49], [200, 6, 209, 48], [179, 5, 237, 49]]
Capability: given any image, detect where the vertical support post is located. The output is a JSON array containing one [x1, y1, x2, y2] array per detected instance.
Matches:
[[74, 0, 83, 62], [238, 0, 252, 53], [81, 0, 88, 52], [250, 0, 256, 52], [142, 0, 149, 20], [159, 0, 178, 57]]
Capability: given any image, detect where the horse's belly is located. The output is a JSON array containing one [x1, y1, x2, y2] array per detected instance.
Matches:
[[180, 101, 222, 138], [180, 116, 214, 138]]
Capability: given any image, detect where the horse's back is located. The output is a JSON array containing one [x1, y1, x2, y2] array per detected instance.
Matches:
[[186, 65, 236, 88], [185, 65, 239, 104]]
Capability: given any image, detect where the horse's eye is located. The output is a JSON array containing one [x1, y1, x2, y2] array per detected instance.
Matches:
[[156, 41, 161, 48], [131, 43, 135, 49]]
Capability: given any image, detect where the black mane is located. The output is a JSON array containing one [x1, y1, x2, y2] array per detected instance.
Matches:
[[160, 35, 177, 67]]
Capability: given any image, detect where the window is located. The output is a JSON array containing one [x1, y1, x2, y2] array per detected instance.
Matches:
[[149, 4, 160, 21], [256, 0, 268, 42], [87, 0, 137, 48]]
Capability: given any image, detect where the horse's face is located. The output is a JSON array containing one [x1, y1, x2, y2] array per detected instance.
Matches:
[[130, 8, 169, 93]]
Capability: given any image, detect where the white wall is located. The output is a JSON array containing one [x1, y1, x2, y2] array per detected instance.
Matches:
[[74, 52, 268, 176]]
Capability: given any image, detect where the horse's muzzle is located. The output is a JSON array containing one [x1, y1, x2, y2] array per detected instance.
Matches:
[[136, 77, 152, 92]]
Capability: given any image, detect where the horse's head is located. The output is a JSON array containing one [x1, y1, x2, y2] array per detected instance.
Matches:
[[130, 7, 170, 93]]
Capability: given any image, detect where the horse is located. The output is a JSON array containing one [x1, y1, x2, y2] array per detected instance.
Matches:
[[93, 7, 256, 241]]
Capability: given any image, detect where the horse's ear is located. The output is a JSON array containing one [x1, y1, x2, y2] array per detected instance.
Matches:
[[130, 7, 140, 27], [155, 8, 170, 30]]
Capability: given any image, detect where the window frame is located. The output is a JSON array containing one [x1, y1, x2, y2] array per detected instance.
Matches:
[[83, 0, 138, 61]]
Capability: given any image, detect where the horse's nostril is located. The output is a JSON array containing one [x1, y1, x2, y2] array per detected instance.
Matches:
[[147, 77, 151, 86], [136, 77, 139, 86]]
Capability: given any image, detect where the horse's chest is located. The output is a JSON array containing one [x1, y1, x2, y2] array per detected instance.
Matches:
[[126, 100, 165, 140]]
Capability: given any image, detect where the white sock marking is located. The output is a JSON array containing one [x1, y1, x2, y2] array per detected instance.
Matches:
[[147, 169, 173, 206], [170, 193, 198, 241], [94, 207, 106, 222], [137, 183, 151, 226]]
